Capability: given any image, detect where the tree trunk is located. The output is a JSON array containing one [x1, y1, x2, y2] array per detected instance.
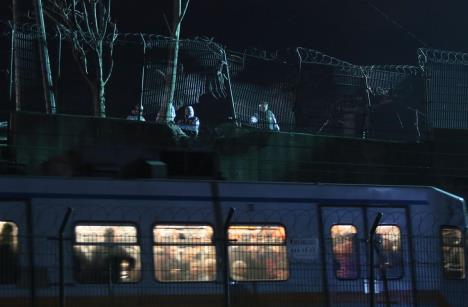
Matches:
[[156, 0, 181, 124], [96, 46, 106, 117], [34, 0, 57, 114]]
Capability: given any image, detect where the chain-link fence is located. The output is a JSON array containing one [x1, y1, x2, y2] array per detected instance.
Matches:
[[3, 22, 468, 143], [0, 224, 467, 306]]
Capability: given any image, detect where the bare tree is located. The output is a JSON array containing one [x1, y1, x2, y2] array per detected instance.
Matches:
[[43, 0, 117, 117], [156, 0, 190, 131]]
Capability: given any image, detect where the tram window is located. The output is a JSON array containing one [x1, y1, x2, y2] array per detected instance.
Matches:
[[375, 225, 403, 279], [331, 225, 359, 279], [153, 225, 216, 282], [0, 221, 19, 284], [228, 225, 289, 281], [73, 224, 141, 283], [441, 227, 465, 279]]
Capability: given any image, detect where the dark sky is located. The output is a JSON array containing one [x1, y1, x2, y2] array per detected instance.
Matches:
[[114, 0, 468, 65], [1, 1, 468, 65]]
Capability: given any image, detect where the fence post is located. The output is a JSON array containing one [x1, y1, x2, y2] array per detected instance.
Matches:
[[223, 207, 235, 307], [223, 51, 238, 126], [59, 208, 73, 307], [139, 33, 147, 122], [368, 212, 382, 307], [8, 21, 15, 105]]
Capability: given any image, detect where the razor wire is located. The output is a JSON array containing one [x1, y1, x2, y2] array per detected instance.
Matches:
[[418, 48, 468, 129], [0, 22, 432, 141]]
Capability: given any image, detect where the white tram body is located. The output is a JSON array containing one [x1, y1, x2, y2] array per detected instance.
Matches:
[[0, 176, 466, 307]]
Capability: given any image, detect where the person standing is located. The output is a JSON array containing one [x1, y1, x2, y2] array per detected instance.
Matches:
[[177, 106, 200, 136], [250, 101, 280, 131], [126, 104, 146, 121]]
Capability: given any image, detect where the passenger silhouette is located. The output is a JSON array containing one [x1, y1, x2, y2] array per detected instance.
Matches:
[[0, 223, 18, 283], [75, 228, 136, 283]]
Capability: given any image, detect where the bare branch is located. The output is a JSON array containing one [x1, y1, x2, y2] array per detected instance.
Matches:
[[43, 0, 117, 117], [162, 13, 172, 34], [179, 0, 191, 25]]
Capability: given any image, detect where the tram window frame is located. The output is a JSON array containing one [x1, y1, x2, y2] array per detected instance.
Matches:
[[0, 220, 20, 285], [374, 224, 404, 280], [227, 224, 289, 282], [440, 226, 466, 280], [72, 222, 142, 284], [152, 224, 217, 283], [330, 224, 360, 280]]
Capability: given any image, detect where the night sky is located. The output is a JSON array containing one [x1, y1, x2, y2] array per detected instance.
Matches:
[[114, 0, 468, 65], [1, 1, 468, 65]]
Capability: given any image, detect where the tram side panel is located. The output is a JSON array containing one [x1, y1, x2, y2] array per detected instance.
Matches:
[[415, 191, 468, 307], [30, 196, 224, 307], [216, 191, 325, 305]]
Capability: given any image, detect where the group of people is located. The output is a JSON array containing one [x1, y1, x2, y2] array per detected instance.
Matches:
[[126, 104, 200, 136], [126, 100, 281, 135], [154, 246, 217, 282], [229, 245, 288, 281]]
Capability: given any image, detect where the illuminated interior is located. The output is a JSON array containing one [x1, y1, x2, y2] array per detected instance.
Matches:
[[73, 225, 141, 283], [153, 225, 216, 282], [330, 225, 359, 279], [0, 221, 19, 284], [375, 225, 402, 279], [441, 228, 465, 279], [228, 225, 288, 281], [0, 221, 18, 250]]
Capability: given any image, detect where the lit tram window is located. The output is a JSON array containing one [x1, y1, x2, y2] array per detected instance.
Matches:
[[375, 225, 403, 279], [331, 225, 359, 279], [228, 225, 289, 281], [153, 225, 216, 282], [0, 221, 19, 284], [441, 227, 466, 279], [73, 225, 141, 283]]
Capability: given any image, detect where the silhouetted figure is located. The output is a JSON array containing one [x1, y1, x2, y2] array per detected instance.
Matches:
[[74, 228, 136, 283], [0, 223, 18, 284]]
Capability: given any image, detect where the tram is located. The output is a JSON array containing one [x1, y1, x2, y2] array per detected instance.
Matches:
[[0, 176, 466, 306]]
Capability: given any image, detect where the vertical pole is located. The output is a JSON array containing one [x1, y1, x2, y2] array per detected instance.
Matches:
[[34, 0, 57, 114], [362, 70, 372, 139], [26, 199, 36, 307], [139, 33, 146, 121], [223, 208, 235, 307], [59, 208, 73, 307], [8, 21, 15, 105], [223, 50, 238, 126], [368, 212, 383, 307], [12, 0, 21, 111]]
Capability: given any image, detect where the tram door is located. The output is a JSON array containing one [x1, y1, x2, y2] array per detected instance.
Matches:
[[0, 200, 30, 307], [320, 206, 414, 307]]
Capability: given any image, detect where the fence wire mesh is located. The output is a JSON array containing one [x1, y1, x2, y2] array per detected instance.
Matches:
[[3, 23, 468, 143], [0, 209, 467, 307]]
